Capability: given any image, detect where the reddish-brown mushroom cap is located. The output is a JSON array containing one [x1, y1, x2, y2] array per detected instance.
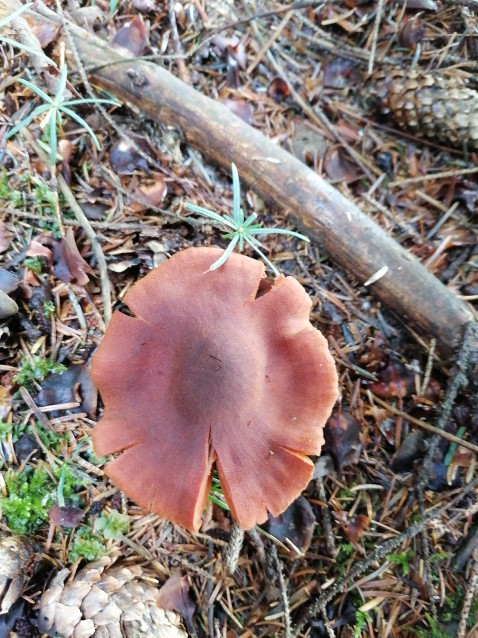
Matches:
[[92, 247, 338, 531]]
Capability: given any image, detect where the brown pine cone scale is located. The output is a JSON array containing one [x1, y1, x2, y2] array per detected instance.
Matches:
[[38, 555, 188, 638], [369, 68, 478, 150]]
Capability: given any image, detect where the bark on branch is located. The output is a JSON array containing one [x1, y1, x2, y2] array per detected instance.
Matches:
[[27, 7, 476, 357]]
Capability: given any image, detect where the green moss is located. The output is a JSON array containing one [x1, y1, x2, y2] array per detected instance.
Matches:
[[386, 549, 414, 576], [353, 610, 372, 637], [0, 420, 68, 452], [0, 168, 22, 207], [68, 526, 108, 563], [2, 466, 55, 534], [1, 462, 89, 535], [14, 356, 67, 387], [43, 300, 56, 315], [409, 613, 452, 638], [0, 421, 13, 442]]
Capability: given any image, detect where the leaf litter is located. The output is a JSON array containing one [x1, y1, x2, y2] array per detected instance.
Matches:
[[0, 0, 477, 636]]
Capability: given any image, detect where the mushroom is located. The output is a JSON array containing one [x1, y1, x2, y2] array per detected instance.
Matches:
[[91, 247, 338, 531]]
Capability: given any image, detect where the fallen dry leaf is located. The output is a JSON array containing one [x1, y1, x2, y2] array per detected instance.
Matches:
[[26, 239, 53, 261], [53, 229, 94, 286], [111, 16, 149, 57], [391, 430, 426, 472], [398, 17, 425, 49], [221, 98, 254, 124], [157, 573, 195, 633], [267, 77, 290, 102], [333, 511, 369, 544], [324, 409, 362, 470], [35, 364, 97, 417], [29, 17, 60, 48], [292, 122, 330, 165], [109, 136, 153, 174], [263, 496, 316, 555], [131, 177, 168, 212], [324, 147, 361, 183], [370, 360, 414, 398]]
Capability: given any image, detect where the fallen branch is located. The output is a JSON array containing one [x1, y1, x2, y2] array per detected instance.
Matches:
[[26, 6, 476, 356]]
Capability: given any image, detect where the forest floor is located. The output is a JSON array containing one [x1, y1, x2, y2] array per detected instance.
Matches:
[[0, 0, 478, 637]]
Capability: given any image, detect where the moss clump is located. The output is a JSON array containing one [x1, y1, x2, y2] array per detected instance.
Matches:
[[68, 526, 108, 563], [1, 463, 87, 534], [2, 466, 55, 534], [14, 356, 66, 387]]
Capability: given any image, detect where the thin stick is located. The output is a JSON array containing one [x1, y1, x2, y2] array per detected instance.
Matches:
[[52, 0, 162, 174], [371, 394, 478, 454], [247, 15, 379, 182], [367, 0, 386, 76], [247, 11, 294, 75], [457, 548, 478, 638], [417, 488, 436, 618], [292, 474, 478, 636], [271, 545, 292, 638], [4, 208, 163, 230], [316, 476, 336, 557], [56, 172, 112, 326], [168, 0, 190, 84], [388, 166, 478, 187], [420, 338, 436, 395]]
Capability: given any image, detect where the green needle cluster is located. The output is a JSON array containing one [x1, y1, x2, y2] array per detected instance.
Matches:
[[6, 64, 119, 166], [185, 163, 309, 276]]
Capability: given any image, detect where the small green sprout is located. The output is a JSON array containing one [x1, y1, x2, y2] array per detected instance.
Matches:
[[94, 510, 129, 540], [6, 64, 119, 167], [185, 163, 309, 276], [208, 472, 230, 511], [57, 441, 91, 507]]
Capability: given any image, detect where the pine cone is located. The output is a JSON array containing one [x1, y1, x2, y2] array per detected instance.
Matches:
[[369, 68, 478, 150], [38, 555, 188, 638], [0, 534, 35, 614]]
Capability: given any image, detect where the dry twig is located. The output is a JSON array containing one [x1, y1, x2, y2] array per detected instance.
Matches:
[[292, 474, 478, 636], [271, 545, 292, 638], [457, 548, 478, 638]]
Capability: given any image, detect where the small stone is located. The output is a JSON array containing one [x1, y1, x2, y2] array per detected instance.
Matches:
[[0, 289, 18, 319]]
